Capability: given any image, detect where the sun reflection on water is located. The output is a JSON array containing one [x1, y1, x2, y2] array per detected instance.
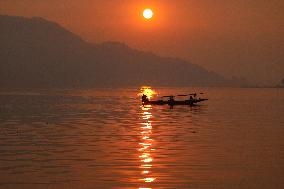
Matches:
[[137, 86, 158, 189], [138, 104, 156, 188], [139, 86, 157, 100]]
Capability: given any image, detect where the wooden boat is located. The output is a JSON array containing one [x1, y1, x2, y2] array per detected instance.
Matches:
[[142, 93, 208, 106]]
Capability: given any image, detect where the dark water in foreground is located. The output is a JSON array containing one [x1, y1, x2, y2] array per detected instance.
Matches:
[[0, 88, 283, 189]]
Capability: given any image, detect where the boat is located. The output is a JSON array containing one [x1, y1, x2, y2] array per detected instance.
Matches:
[[142, 93, 208, 106]]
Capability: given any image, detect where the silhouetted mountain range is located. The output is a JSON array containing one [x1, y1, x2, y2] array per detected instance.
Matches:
[[0, 15, 242, 88]]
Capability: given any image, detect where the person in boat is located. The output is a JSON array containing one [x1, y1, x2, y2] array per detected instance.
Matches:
[[168, 95, 175, 105], [142, 94, 149, 103], [189, 95, 194, 105]]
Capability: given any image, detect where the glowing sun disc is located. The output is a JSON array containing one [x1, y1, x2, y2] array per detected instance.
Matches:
[[143, 9, 153, 19]]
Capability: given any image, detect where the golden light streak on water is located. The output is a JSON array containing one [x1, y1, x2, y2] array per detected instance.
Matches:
[[139, 86, 157, 100], [142, 170, 150, 174], [138, 104, 157, 188], [142, 158, 153, 163], [140, 178, 156, 183]]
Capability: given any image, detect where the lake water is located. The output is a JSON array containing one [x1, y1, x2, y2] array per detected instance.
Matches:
[[0, 87, 283, 189]]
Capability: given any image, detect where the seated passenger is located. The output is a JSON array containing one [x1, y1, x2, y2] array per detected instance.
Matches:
[[142, 94, 149, 102], [168, 96, 175, 105]]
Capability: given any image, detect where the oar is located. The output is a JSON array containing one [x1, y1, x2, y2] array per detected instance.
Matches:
[[177, 93, 205, 96], [162, 95, 175, 98]]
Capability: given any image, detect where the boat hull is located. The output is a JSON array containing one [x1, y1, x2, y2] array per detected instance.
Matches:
[[143, 98, 208, 106]]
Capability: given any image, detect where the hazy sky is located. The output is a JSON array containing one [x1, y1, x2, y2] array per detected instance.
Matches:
[[1, 0, 283, 85]]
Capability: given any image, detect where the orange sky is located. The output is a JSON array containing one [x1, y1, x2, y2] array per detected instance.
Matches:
[[1, 0, 283, 85]]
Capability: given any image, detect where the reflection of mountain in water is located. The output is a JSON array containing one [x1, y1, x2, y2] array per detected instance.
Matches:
[[1, 15, 240, 88]]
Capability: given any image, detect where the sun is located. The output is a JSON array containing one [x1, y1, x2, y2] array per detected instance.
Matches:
[[143, 9, 153, 20]]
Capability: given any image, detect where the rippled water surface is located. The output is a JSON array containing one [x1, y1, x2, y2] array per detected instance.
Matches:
[[0, 88, 283, 189]]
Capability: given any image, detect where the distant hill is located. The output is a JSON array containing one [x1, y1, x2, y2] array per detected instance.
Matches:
[[275, 79, 284, 88], [0, 15, 239, 88]]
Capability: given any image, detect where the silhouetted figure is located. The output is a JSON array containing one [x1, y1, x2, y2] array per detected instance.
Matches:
[[168, 96, 175, 106], [189, 95, 194, 106], [142, 94, 149, 103]]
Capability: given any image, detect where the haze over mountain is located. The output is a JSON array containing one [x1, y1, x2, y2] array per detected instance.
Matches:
[[1, 1, 283, 86], [0, 15, 243, 89]]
